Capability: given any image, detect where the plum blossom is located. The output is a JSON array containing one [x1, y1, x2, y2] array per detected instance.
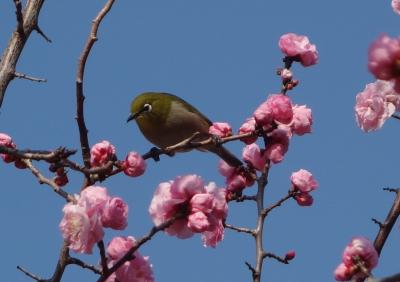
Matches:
[[334, 237, 378, 281], [102, 197, 129, 230], [209, 122, 232, 138], [148, 175, 227, 247], [242, 143, 267, 171], [218, 160, 254, 194], [289, 105, 313, 135], [393, 0, 400, 14], [265, 125, 291, 164], [60, 186, 129, 254], [253, 94, 293, 128], [238, 117, 257, 144], [368, 34, 400, 92], [106, 236, 154, 282], [355, 80, 399, 132], [90, 140, 116, 167], [279, 33, 318, 67], [290, 169, 318, 207], [0, 133, 16, 163], [123, 151, 146, 177]]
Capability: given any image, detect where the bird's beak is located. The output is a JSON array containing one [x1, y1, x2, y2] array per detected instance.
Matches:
[[127, 107, 146, 123]]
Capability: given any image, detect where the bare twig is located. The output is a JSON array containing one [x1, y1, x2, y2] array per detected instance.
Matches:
[[224, 222, 255, 236], [75, 0, 115, 186], [17, 265, 44, 282], [0, 0, 46, 108], [373, 189, 400, 255], [14, 71, 47, 82], [391, 113, 400, 121], [263, 252, 290, 264], [34, 25, 52, 43], [0, 146, 75, 162], [22, 159, 75, 202], [67, 257, 102, 275], [374, 273, 400, 282], [97, 215, 181, 282], [97, 241, 108, 275], [263, 191, 296, 217]]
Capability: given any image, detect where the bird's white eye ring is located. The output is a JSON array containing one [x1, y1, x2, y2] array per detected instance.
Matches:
[[143, 103, 152, 112]]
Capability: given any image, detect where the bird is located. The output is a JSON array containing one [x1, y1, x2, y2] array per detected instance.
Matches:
[[127, 92, 242, 168]]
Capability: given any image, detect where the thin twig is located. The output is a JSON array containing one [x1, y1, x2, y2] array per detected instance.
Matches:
[[17, 265, 44, 282], [34, 25, 52, 42], [14, 71, 47, 82], [263, 252, 289, 264], [67, 257, 102, 275], [374, 272, 400, 282], [263, 191, 296, 217], [75, 0, 115, 187], [0, 146, 76, 161], [224, 222, 255, 236], [22, 159, 75, 202], [391, 113, 400, 121], [373, 189, 400, 255], [97, 240, 108, 275]]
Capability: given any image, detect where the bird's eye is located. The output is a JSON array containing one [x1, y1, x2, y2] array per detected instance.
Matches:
[[143, 103, 152, 112]]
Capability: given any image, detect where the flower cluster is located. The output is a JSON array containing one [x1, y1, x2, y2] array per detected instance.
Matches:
[[209, 122, 232, 138], [90, 141, 146, 177], [105, 236, 154, 282], [148, 175, 227, 247], [355, 80, 400, 132], [290, 169, 318, 206], [59, 186, 128, 254], [393, 0, 400, 14], [239, 94, 312, 165], [0, 133, 26, 169], [278, 33, 318, 67], [218, 160, 254, 195], [334, 237, 378, 281]]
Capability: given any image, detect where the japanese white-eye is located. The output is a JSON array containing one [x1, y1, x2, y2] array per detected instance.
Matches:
[[127, 92, 242, 167]]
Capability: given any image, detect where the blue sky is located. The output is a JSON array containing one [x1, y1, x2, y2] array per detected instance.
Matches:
[[0, 1, 399, 281]]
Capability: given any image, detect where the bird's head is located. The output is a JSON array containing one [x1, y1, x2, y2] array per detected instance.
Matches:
[[127, 92, 173, 124]]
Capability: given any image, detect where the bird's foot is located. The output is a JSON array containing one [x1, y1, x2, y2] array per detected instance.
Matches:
[[210, 135, 223, 147], [149, 147, 163, 162]]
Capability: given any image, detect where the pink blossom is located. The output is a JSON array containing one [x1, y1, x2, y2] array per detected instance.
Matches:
[[267, 94, 294, 124], [0, 133, 16, 162], [107, 236, 154, 282], [342, 237, 378, 269], [148, 175, 227, 246], [209, 122, 232, 138], [334, 237, 378, 281], [355, 80, 398, 132], [265, 126, 291, 164], [226, 173, 247, 193], [59, 203, 103, 254], [290, 169, 318, 193], [253, 100, 273, 128], [334, 263, 353, 281], [242, 143, 267, 171], [238, 117, 257, 144], [79, 186, 109, 217], [202, 220, 224, 248], [218, 159, 236, 178], [123, 151, 146, 177], [368, 35, 400, 85], [102, 197, 129, 230], [90, 140, 116, 167], [294, 192, 314, 206], [290, 105, 313, 135], [393, 0, 400, 15], [279, 33, 318, 67]]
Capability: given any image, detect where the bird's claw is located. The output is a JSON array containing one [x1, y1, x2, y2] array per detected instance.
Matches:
[[210, 135, 223, 147]]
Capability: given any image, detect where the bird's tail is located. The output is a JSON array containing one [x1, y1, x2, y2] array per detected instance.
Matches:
[[207, 145, 243, 168]]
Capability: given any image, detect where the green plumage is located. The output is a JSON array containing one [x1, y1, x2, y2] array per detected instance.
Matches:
[[129, 92, 242, 167]]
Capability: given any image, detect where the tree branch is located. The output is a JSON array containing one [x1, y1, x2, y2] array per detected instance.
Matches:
[[373, 189, 400, 255], [0, 0, 46, 108], [75, 0, 115, 177], [14, 71, 47, 82]]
